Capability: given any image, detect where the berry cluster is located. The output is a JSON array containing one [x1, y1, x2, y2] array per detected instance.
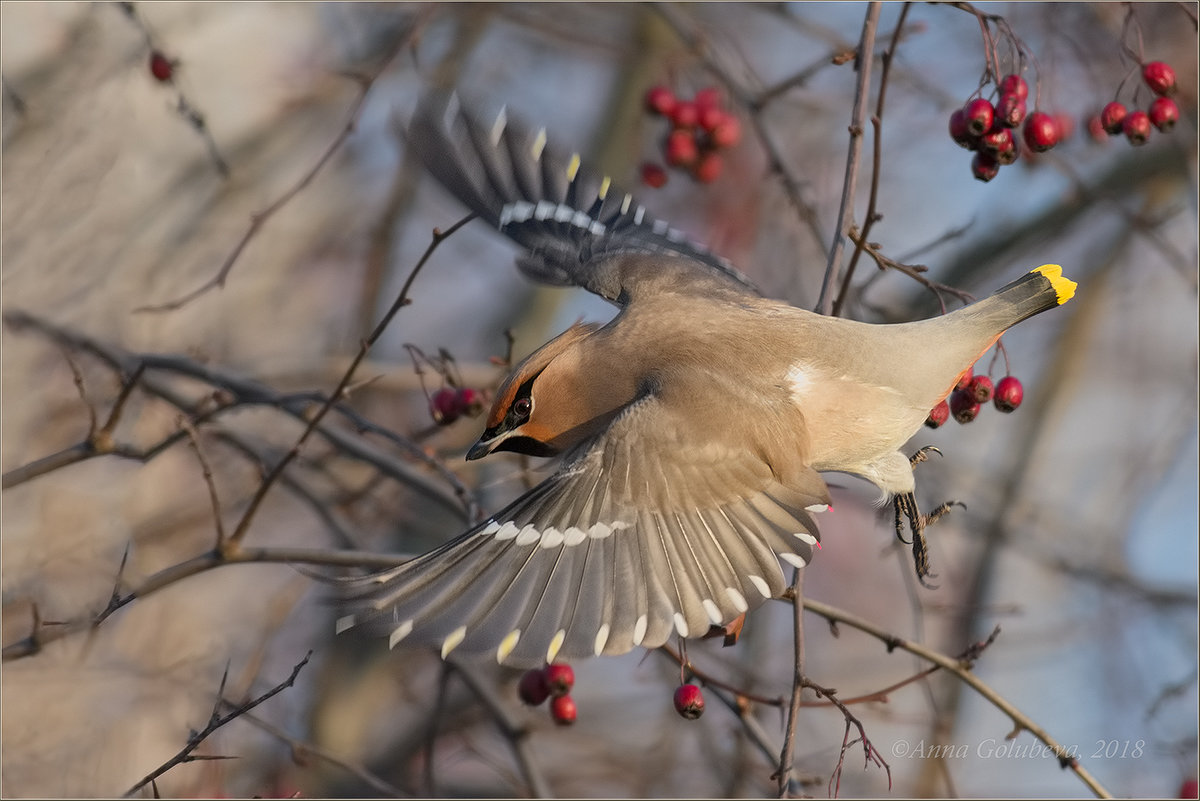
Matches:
[[518, 664, 577, 725], [925, 368, 1024, 428], [641, 85, 743, 187], [1087, 61, 1180, 147], [673, 683, 705, 720], [949, 74, 1063, 182], [429, 386, 485, 426]]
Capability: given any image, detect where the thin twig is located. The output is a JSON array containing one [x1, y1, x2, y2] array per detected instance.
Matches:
[[775, 568, 808, 797], [123, 652, 313, 797], [832, 2, 911, 318], [134, 9, 435, 314], [791, 595, 1114, 799], [815, 1, 880, 316]]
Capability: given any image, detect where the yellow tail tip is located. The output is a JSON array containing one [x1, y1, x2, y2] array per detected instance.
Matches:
[[1032, 264, 1076, 305]]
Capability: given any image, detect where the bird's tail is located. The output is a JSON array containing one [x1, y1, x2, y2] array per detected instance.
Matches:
[[986, 263, 1077, 323]]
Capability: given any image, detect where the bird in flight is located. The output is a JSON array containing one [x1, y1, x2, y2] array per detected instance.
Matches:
[[336, 92, 1076, 668]]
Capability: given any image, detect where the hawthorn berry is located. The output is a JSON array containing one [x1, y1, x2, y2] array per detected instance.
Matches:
[[971, 151, 1000, 182], [544, 663, 575, 698], [949, 108, 976, 149], [670, 101, 700, 129], [1087, 115, 1108, 143], [954, 368, 973, 392], [664, 130, 699, 167], [925, 399, 950, 429], [1149, 97, 1180, 132], [641, 162, 668, 188], [993, 376, 1024, 412], [1100, 101, 1127, 135], [949, 389, 980, 423], [997, 93, 1027, 129], [963, 98, 995, 137], [709, 114, 742, 148], [673, 684, 705, 720], [518, 668, 550, 706], [1054, 112, 1075, 142], [694, 86, 722, 109], [662, 130, 700, 167], [698, 104, 725, 132], [999, 73, 1029, 100], [149, 51, 174, 83], [550, 694, 577, 725], [968, 374, 994, 404], [644, 85, 677, 117], [1142, 61, 1177, 96], [455, 387, 485, 418], [692, 151, 723, 183], [1023, 111, 1059, 152], [1123, 110, 1152, 146], [980, 127, 1015, 156], [430, 387, 460, 425]]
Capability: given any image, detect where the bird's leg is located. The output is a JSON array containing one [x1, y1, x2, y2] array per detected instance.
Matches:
[[893, 446, 964, 588]]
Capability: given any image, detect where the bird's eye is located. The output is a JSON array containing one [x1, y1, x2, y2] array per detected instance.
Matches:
[[512, 397, 532, 419]]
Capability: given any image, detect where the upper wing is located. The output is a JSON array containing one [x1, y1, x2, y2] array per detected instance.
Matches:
[[337, 396, 830, 668], [406, 91, 760, 305]]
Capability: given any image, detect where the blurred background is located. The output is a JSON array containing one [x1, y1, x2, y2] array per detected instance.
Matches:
[[2, 2, 1196, 797]]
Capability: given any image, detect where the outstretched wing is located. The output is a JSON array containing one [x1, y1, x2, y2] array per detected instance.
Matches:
[[337, 396, 829, 668], [406, 91, 760, 305]]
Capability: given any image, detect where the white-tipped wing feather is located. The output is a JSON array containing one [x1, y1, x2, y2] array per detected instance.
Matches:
[[338, 397, 828, 667]]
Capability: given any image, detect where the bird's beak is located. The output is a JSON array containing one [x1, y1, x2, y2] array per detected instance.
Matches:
[[466, 436, 498, 461]]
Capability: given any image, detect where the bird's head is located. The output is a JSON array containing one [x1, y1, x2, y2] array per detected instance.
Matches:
[[467, 321, 630, 461]]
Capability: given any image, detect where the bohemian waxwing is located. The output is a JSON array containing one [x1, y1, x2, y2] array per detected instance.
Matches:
[[335, 93, 1076, 668]]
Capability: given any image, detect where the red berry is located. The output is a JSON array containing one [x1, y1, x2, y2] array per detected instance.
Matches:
[[954, 368, 973, 392], [949, 389, 980, 423], [641, 162, 668, 188], [149, 51, 174, 83], [1179, 777, 1199, 799], [996, 93, 1027, 129], [963, 98, 995, 137], [1087, 115, 1108, 143], [673, 684, 705, 720], [968, 374, 994, 403], [709, 114, 741, 148], [644, 85, 677, 117], [455, 387, 485, 417], [670, 101, 699, 129], [1100, 102, 1127, 135], [925, 399, 950, 429], [1023, 111, 1059, 152], [518, 668, 549, 706], [698, 104, 725, 133], [999, 73, 1029, 100], [971, 151, 1000, 182], [430, 387, 460, 425], [694, 86, 722, 109], [664, 130, 699, 167], [993, 376, 1024, 412], [544, 663, 575, 697], [949, 108, 976, 149], [1142, 61, 1177, 96], [1149, 97, 1180, 132], [980, 127, 1015, 157], [692, 151, 722, 183], [1054, 112, 1075, 142], [550, 694, 577, 725], [1123, 110, 1152, 146]]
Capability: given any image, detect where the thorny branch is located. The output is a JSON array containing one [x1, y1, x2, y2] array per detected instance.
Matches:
[[134, 7, 436, 313], [792, 595, 1114, 799], [123, 652, 313, 797]]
